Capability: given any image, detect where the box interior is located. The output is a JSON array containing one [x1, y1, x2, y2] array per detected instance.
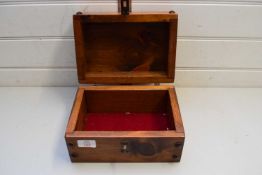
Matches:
[[81, 22, 169, 79], [75, 90, 176, 131]]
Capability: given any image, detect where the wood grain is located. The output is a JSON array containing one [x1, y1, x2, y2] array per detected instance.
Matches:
[[66, 131, 185, 138], [65, 85, 185, 162], [168, 19, 178, 79], [73, 17, 86, 80], [84, 90, 169, 113], [65, 88, 85, 133], [75, 13, 177, 22], [168, 88, 184, 133], [65, 137, 184, 162], [73, 13, 177, 84]]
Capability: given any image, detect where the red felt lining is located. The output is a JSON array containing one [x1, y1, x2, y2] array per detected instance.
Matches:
[[83, 112, 174, 131]]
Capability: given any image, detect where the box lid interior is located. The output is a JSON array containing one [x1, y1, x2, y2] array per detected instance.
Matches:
[[73, 13, 178, 84]]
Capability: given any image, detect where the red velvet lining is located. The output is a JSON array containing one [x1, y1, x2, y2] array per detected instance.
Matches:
[[83, 113, 174, 131]]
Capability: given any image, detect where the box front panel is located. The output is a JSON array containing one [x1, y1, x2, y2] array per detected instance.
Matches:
[[66, 137, 184, 162]]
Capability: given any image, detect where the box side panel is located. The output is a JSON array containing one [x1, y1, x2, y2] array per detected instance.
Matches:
[[65, 88, 85, 133], [65, 137, 184, 162], [168, 87, 185, 133]]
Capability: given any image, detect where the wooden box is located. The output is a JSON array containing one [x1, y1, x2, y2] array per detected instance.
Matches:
[[65, 13, 185, 162]]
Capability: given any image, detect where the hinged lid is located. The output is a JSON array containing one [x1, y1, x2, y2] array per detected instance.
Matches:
[[73, 13, 178, 84]]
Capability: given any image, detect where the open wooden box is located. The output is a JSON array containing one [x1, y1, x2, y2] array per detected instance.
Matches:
[[65, 13, 185, 162]]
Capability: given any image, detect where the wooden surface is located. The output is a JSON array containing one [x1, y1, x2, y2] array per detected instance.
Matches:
[[1, 87, 262, 174], [83, 90, 169, 113], [75, 13, 177, 22], [65, 138, 184, 162], [73, 14, 177, 84], [65, 85, 184, 162], [1, 2, 262, 86]]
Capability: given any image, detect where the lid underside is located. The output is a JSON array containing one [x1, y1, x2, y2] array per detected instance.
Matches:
[[73, 14, 178, 84]]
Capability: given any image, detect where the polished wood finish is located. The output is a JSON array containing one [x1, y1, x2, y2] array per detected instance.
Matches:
[[65, 137, 184, 162], [74, 13, 177, 22], [73, 13, 178, 84], [65, 86, 185, 162], [66, 13, 184, 162], [168, 19, 178, 78]]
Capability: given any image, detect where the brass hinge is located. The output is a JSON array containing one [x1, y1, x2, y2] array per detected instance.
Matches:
[[118, 0, 131, 15]]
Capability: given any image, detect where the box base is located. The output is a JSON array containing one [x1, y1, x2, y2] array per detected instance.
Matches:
[[65, 85, 184, 162], [83, 112, 174, 131]]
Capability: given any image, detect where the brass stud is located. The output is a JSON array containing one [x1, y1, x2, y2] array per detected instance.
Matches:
[[174, 142, 183, 148], [172, 154, 178, 159], [67, 142, 74, 147], [76, 11, 83, 15], [70, 153, 78, 158]]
